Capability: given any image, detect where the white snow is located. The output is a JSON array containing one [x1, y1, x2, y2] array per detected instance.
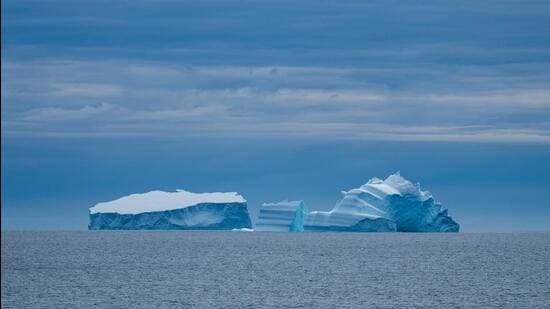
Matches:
[[261, 200, 303, 208], [90, 189, 246, 214], [362, 177, 401, 198], [384, 172, 432, 201]]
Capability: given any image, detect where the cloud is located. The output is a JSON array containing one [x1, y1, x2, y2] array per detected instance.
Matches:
[[2, 56, 550, 143], [19, 103, 115, 121], [49, 83, 124, 98]]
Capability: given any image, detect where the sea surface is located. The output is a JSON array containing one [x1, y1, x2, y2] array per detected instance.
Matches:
[[2, 231, 550, 308]]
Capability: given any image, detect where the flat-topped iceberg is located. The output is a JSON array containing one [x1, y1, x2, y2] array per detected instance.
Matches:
[[89, 190, 252, 230], [304, 173, 459, 232]]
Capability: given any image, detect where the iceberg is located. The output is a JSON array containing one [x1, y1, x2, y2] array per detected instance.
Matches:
[[304, 173, 459, 232], [255, 200, 309, 232], [257, 174, 458, 232], [88, 173, 458, 232], [88, 190, 252, 230]]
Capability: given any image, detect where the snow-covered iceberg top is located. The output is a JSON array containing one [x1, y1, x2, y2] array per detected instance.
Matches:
[[90, 189, 246, 215], [354, 172, 433, 202], [261, 200, 304, 208]]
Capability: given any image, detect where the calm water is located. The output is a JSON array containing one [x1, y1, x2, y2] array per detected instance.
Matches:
[[2, 231, 550, 308]]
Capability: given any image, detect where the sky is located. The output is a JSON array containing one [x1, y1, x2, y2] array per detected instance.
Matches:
[[2, 0, 550, 231]]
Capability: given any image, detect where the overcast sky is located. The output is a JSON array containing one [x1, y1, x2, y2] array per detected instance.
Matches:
[[2, 0, 550, 230]]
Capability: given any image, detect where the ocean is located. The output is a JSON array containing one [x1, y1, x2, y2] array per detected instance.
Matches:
[[2, 231, 549, 308]]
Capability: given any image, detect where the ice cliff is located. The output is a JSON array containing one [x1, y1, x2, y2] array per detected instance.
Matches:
[[255, 200, 309, 232], [88, 190, 252, 230]]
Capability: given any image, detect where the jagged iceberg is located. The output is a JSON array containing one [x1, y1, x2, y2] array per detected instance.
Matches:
[[255, 173, 458, 232], [88, 190, 252, 230], [255, 200, 309, 232], [304, 173, 459, 232]]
